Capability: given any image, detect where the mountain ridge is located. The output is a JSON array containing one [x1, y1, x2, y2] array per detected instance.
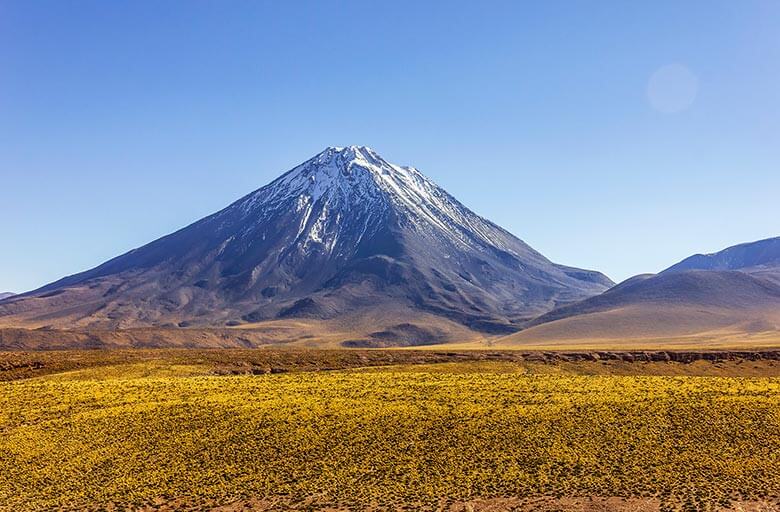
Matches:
[[663, 236, 780, 274], [498, 236, 780, 347]]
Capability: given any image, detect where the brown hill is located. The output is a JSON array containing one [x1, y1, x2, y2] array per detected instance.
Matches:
[[496, 240, 780, 349]]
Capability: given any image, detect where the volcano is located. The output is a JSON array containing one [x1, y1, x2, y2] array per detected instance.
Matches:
[[0, 146, 612, 345]]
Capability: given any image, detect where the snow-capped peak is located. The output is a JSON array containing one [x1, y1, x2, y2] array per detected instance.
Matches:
[[229, 146, 525, 259], [244, 145, 426, 207], [316, 145, 396, 175]]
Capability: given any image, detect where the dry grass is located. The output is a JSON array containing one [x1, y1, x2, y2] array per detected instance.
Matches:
[[1, 357, 780, 510]]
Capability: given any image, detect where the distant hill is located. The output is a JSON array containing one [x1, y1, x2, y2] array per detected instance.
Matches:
[[498, 237, 780, 348], [0, 293, 14, 301], [664, 237, 780, 274], [0, 146, 611, 347]]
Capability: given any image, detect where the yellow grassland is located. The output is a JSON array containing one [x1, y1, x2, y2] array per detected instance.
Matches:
[[1, 361, 779, 510]]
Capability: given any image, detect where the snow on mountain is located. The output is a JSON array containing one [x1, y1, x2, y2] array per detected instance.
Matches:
[[229, 146, 548, 260]]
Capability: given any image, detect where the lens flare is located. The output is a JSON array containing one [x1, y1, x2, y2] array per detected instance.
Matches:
[[647, 63, 699, 113]]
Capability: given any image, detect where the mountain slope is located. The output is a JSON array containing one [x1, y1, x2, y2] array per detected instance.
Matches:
[[498, 237, 780, 347], [0, 146, 612, 344], [664, 237, 780, 274], [0, 293, 14, 301]]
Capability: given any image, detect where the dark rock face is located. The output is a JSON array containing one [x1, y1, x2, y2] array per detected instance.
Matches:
[[0, 146, 612, 333]]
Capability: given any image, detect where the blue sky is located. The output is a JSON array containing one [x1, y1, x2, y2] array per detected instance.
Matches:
[[1, 0, 779, 292]]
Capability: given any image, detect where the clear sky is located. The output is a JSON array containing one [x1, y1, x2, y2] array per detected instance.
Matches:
[[1, 1, 779, 293]]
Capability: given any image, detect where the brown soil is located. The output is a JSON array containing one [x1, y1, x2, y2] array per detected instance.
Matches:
[[3, 348, 780, 381]]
